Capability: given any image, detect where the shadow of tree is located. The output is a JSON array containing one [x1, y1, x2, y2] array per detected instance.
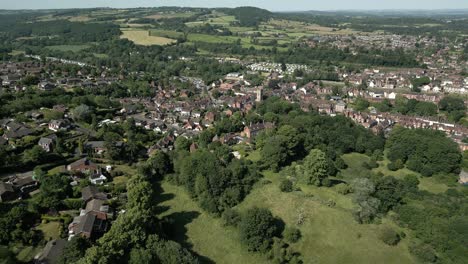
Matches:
[[154, 181, 175, 214], [155, 205, 171, 214], [275, 217, 286, 236], [154, 181, 215, 264], [162, 211, 200, 246], [162, 211, 215, 264]]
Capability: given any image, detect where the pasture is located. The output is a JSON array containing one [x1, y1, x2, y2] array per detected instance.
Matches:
[[120, 29, 176, 46]]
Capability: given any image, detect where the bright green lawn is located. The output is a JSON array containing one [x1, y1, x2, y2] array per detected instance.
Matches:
[[36, 221, 61, 240]]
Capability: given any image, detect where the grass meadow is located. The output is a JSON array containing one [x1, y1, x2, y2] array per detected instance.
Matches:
[[157, 151, 418, 264]]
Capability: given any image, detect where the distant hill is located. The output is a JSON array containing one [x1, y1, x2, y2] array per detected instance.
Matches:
[[221, 6, 273, 27], [285, 9, 468, 17]]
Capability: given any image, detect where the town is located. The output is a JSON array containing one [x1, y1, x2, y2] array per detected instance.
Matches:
[[0, 5, 467, 264]]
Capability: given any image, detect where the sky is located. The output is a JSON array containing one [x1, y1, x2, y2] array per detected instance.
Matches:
[[1, 0, 468, 11]]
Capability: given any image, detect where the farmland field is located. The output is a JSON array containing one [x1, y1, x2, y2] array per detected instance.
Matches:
[[120, 29, 176, 46], [145, 12, 197, 20], [186, 15, 237, 27]]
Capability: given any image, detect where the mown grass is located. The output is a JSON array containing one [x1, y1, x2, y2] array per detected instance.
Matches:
[[36, 221, 61, 240]]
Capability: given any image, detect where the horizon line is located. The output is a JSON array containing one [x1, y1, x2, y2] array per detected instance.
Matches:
[[1, 6, 468, 12]]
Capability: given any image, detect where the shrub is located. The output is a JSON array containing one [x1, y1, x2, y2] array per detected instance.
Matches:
[[363, 159, 378, 169], [63, 198, 83, 210], [239, 207, 279, 252], [279, 179, 293, 192], [409, 243, 437, 263], [322, 178, 332, 187], [388, 159, 404, 171], [335, 156, 348, 169], [379, 227, 400, 246], [283, 227, 301, 243], [222, 208, 241, 227], [335, 183, 352, 195]]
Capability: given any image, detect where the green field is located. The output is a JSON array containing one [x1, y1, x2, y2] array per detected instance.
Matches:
[[186, 15, 237, 27], [150, 30, 284, 51], [159, 160, 416, 264], [145, 12, 197, 20], [45, 44, 91, 52], [150, 29, 185, 39], [120, 29, 176, 46]]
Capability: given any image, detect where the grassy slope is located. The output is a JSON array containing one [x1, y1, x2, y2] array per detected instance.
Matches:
[[237, 171, 415, 264], [342, 152, 452, 194], [158, 181, 268, 264], [158, 152, 416, 264]]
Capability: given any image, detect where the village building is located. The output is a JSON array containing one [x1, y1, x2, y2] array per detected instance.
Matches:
[[34, 239, 67, 264], [38, 134, 58, 152], [69, 186, 110, 239], [242, 122, 275, 139], [0, 182, 15, 202], [48, 119, 70, 132]]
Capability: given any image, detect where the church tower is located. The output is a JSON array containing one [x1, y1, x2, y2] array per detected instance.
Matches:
[[255, 87, 263, 102]]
